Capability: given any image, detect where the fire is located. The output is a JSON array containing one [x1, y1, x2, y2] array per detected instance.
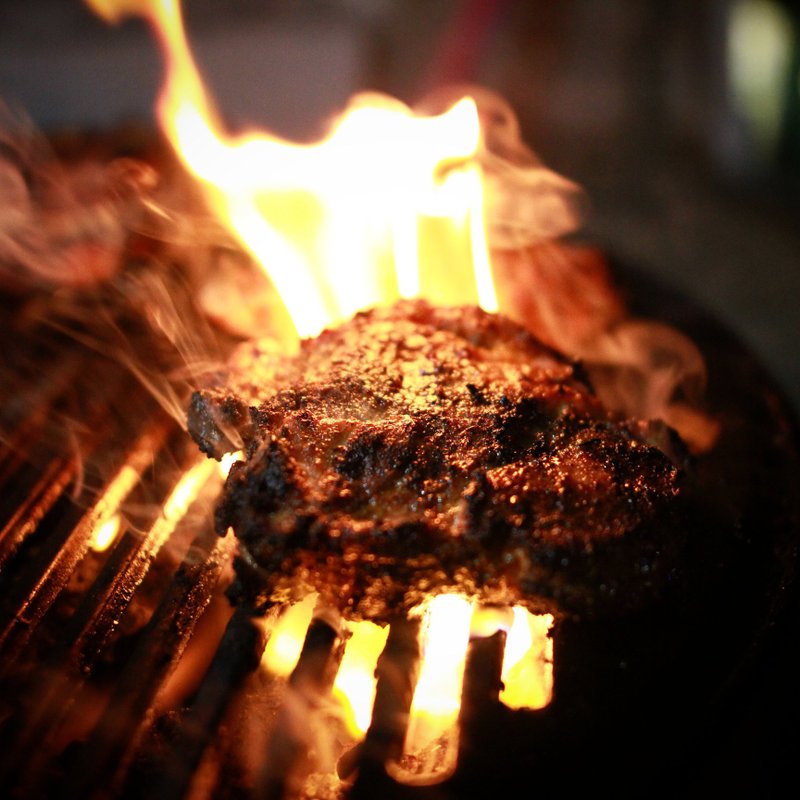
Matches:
[[161, 456, 218, 522], [217, 450, 243, 479], [261, 593, 317, 678], [87, 424, 175, 553], [332, 619, 390, 736], [89, 513, 122, 552], [405, 595, 473, 756], [87, 0, 558, 754], [261, 595, 553, 759], [258, 593, 552, 760], [500, 607, 553, 710], [86, 0, 496, 341]]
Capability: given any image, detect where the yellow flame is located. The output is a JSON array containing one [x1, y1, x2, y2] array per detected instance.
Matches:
[[86, 0, 495, 339], [87, 425, 183, 554], [162, 457, 218, 522], [333, 620, 390, 737], [500, 608, 553, 709], [405, 595, 473, 754], [261, 593, 317, 677], [218, 450, 243, 479], [89, 513, 122, 552], [238, 590, 553, 747]]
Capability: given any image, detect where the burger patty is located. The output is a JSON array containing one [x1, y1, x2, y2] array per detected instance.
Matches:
[[189, 300, 685, 620]]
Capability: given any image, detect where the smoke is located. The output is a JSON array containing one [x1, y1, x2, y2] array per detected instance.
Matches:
[[0, 104, 160, 292], [431, 87, 719, 453], [0, 108, 253, 541], [419, 85, 585, 248], [492, 240, 718, 453]]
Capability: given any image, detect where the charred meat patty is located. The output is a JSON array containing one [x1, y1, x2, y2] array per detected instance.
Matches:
[[189, 300, 684, 620]]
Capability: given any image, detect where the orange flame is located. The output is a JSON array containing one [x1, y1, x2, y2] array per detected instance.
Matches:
[[261, 593, 317, 677], [89, 513, 122, 552], [258, 595, 552, 746], [85, 0, 497, 341], [401, 599, 553, 769]]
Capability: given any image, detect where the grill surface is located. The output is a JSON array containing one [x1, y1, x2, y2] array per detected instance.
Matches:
[[0, 250, 798, 799]]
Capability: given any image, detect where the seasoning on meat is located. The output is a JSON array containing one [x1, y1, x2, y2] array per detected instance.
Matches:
[[189, 300, 685, 621]]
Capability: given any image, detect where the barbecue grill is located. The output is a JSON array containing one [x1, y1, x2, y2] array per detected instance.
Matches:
[[1, 167, 798, 800], [2, 0, 800, 795]]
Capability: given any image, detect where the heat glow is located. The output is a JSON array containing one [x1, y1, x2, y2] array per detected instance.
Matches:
[[261, 596, 553, 747], [405, 595, 473, 761], [86, 0, 497, 341], [87, 0, 555, 742]]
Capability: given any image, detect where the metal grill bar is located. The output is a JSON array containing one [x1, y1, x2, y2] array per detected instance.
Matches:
[[58, 532, 236, 800], [349, 617, 421, 799], [69, 451, 216, 671], [0, 353, 140, 574], [0, 416, 173, 662], [147, 608, 267, 800]]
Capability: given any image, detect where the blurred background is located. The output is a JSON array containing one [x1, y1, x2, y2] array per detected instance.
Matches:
[[1, 0, 798, 410]]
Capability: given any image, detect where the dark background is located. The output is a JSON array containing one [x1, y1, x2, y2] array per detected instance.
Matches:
[[1, 1, 799, 795]]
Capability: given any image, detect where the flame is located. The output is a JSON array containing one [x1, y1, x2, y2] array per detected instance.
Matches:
[[86, 462, 140, 553], [89, 513, 122, 552], [405, 595, 473, 754], [261, 593, 317, 677], [260, 600, 388, 736], [85, 425, 171, 553], [85, 0, 496, 340], [161, 457, 218, 522], [332, 619, 389, 737], [218, 449, 243, 479], [455, 604, 553, 710], [255, 593, 552, 748], [500, 608, 553, 709], [401, 599, 552, 773]]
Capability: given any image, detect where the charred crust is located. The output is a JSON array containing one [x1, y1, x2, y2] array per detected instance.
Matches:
[[190, 300, 687, 621], [188, 389, 253, 459], [334, 429, 388, 480], [466, 382, 488, 405]]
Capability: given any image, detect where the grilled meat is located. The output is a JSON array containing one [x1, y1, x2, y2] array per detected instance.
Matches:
[[189, 300, 685, 620]]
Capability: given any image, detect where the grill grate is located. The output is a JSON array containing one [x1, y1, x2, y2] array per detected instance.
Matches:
[[1, 256, 799, 799], [0, 284, 251, 798], [0, 284, 543, 800]]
